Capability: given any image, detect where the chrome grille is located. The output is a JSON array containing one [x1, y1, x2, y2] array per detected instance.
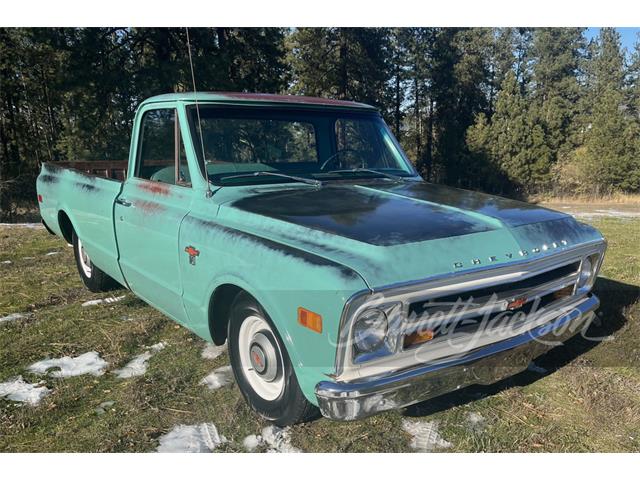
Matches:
[[402, 261, 581, 348]]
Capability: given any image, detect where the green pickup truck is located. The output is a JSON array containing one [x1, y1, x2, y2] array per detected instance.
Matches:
[[36, 92, 606, 425]]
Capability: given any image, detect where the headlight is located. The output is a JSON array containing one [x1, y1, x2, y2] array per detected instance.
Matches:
[[578, 256, 594, 288], [353, 308, 388, 353]]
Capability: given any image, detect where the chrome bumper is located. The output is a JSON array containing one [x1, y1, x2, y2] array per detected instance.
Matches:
[[315, 294, 600, 421]]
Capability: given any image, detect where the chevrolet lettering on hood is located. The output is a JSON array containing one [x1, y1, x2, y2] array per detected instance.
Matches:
[[36, 92, 606, 425], [453, 240, 570, 269]]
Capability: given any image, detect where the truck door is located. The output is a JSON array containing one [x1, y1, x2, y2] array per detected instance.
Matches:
[[114, 107, 193, 323]]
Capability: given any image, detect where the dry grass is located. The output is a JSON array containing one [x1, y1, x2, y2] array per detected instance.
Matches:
[[0, 217, 639, 452], [529, 193, 640, 205]]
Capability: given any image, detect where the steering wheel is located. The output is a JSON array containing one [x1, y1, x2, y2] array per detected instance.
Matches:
[[319, 148, 365, 171]]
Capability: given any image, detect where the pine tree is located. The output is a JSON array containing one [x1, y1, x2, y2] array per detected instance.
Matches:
[[287, 28, 393, 113], [530, 28, 585, 176], [467, 71, 551, 194], [581, 28, 640, 193]]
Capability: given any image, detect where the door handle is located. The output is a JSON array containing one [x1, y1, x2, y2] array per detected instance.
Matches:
[[115, 198, 133, 207]]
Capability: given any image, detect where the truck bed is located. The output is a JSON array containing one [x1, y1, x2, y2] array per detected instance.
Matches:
[[36, 162, 126, 286]]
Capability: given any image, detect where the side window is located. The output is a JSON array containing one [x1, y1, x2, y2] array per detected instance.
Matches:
[[137, 109, 190, 186]]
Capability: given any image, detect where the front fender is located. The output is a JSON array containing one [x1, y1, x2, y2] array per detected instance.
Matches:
[[178, 215, 369, 404]]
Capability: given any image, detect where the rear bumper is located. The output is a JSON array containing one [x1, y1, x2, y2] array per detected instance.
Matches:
[[315, 294, 599, 421]]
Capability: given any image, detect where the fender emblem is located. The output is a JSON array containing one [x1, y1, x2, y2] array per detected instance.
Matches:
[[185, 246, 200, 265]]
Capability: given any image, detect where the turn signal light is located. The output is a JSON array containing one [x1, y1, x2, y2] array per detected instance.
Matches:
[[298, 307, 322, 333], [403, 329, 435, 348]]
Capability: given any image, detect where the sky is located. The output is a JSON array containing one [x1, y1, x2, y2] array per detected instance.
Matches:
[[585, 27, 639, 56]]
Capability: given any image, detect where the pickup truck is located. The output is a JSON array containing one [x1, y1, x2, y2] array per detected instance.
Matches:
[[36, 92, 606, 425]]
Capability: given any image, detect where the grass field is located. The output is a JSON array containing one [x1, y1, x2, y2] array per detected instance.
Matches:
[[0, 213, 638, 452]]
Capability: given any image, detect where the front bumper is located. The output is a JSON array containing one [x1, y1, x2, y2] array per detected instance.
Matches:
[[315, 294, 600, 421]]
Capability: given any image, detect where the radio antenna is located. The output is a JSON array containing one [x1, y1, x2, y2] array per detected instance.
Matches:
[[185, 27, 213, 197]]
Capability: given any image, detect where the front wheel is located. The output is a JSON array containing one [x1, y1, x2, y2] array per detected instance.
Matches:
[[72, 232, 118, 292], [228, 292, 318, 426]]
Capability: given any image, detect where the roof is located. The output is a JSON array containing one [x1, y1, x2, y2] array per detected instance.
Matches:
[[142, 92, 377, 111]]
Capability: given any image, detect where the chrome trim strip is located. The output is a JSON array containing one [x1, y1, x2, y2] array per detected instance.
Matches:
[[317, 294, 599, 421], [334, 240, 606, 379]]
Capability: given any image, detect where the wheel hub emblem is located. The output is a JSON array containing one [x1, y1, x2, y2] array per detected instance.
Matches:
[[250, 344, 267, 374]]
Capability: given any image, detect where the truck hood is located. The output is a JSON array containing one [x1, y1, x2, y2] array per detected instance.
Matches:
[[219, 180, 603, 288]]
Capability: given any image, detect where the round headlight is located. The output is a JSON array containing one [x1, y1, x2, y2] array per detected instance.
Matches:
[[353, 309, 388, 353], [578, 257, 593, 288]]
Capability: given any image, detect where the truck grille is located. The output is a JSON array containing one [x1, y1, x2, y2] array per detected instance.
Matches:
[[403, 261, 581, 348]]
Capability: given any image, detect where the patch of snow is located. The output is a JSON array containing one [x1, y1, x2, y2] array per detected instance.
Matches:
[[1, 260, 11, 265], [115, 342, 167, 378], [0, 223, 43, 229], [527, 361, 547, 374], [0, 313, 26, 324], [114, 351, 152, 378], [45, 251, 59, 256], [242, 434, 262, 451], [201, 343, 226, 360], [199, 366, 234, 390], [21, 256, 35, 260], [402, 419, 452, 452], [81, 295, 125, 307], [156, 423, 227, 453], [0, 376, 50, 406], [466, 412, 486, 433], [95, 400, 115, 415], [28, 351, 108, 377], [259, 425, 301, 453], [149, 341, 167, 352]]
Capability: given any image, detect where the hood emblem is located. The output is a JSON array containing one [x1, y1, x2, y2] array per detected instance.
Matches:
[[453, 240, 568, 269]]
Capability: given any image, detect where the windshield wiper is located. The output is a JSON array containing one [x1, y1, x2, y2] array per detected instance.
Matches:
[[218, 171, 323, 187], [325, 167, 404, 182]]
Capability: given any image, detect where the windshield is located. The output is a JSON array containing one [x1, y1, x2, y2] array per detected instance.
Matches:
[[187, 106, 417, 185]]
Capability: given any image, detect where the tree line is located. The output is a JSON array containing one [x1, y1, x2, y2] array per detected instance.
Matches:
[[1, 27, 639, 219]]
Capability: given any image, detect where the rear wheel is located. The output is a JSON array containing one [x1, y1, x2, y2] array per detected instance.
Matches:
[[228, 292, 318, 426], [72, 232, 118, 292]]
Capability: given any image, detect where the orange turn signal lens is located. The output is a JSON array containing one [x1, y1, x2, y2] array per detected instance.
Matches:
[[298, 307, 322, 333], [403, 329, 435, 348]]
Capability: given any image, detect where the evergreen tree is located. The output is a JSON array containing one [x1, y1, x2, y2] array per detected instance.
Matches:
[[468, 71, 551, 194], [287, 28, 393, 114], [530, 28, 585, 174], [581, 28, 640, 193]]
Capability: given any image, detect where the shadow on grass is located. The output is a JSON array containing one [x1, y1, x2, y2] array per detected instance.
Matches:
[[403, 277, 640, 418]]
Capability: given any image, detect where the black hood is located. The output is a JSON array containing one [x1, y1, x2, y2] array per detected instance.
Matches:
[[230, 180, 568, 247]]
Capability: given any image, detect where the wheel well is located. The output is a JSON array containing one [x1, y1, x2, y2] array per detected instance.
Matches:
[[57, 210, 74, 244], [208, 284, 244, 346]]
